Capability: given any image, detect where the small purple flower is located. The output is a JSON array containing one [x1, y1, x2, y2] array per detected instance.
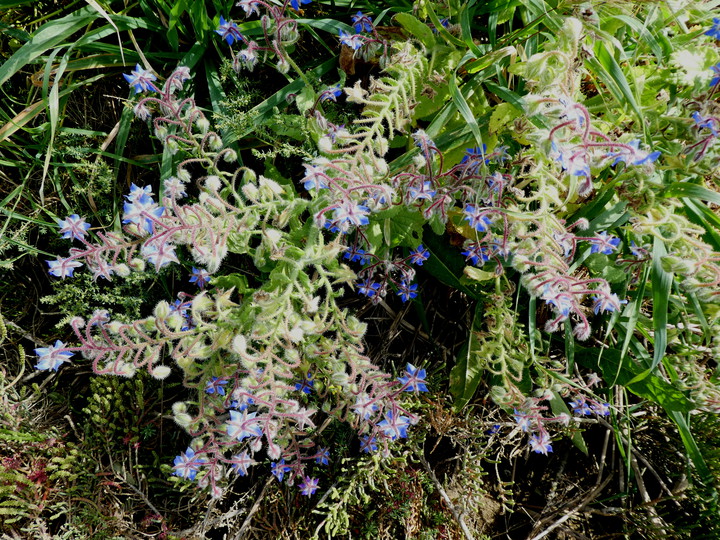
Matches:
[[351, 11, 373, 33], [190, 267, 211, 289], [710, 63, 720, 87], [123, 64, 158, 94], [529, 433, 553, 455], [591, 402, 610, 416], [460, 145, 488, 171], [463, 205, 492, 232], [141, 242, 179, 270], [408, 245, 429, 266], [606, 140, 661, 166], [398, 363, 428, 392], [569, 397, 593, 416], [352, 394, 379, 420], [513, 409, 532, 432], [216, 16, 243, 45], [592, 292, 627, 315], [396, 281, 418, 302], [339, 30, 364, 50], [407, 181, 436, 202], [47, 257, 83, 279], [691, 111, 719, 136], [230, 451, 256, 476], [299, 476, 319, 496], [289, 0, 311, 10], [34, 340, 73, 371], [344, 246, 369, 264], [237, 0, 262, 17], [333, 200, 370, 231], [320, 84, 342, 102], [377, 411, 410, 440], [205, 376, 228, 395], [173, 447, 207, 481], [315, 447, 330, 465], [294, 372, 314, 394], [461, 243, 489, 266], [589, 231, 620, 255], [706, 18, 720, 40], [271, 459, 291, 482], [357, 277, 381, 298], [359, 434, 378, 453], [57, 214, 91, 241], [225, 410, 262, 441]]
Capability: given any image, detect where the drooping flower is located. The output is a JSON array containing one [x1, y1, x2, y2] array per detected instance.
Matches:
[[123, 64, 158, 94], [396, 281, 418, 302], [344, 246, 369, 264], [216, 16, 243, 45], [47, 257, 83, 279], [320, 84, 342, 102], [172, 447, 207, 481], [230, 451, 256, 476], [606, 140, 661, 166], [289, 0, 311, 10], [351, 11, 373, 33], [299, 476, 320, 496], [357, 277, 381, 298], [339, 30, 364, 50], [332, 200, 370, 231], [315, 447, 330, 465], [352, 394, 379, 420], [163, 177, 187, 200], [34, 340, 73, 371], [359, 434, 378, 453], [189, 267, 211, 289], [398, 363, 428, 392], [205, 376, 228, 395], [271, 459, 291, 482], [294, 372, 314, 394], [529, 433, 553, 455], [513, 409, 532, 432], [461, 243, 489, 266], [377, 411, 411, 440], [589, 231, 620, 255], [408, 245, 429, 266], [141, 242, 179, 270], [407, 181, 436, 203], [706, 18, 720, 40], [569, 396, 593, 416], [237, 0, 262, 17], [57, 214, 91, 241], [592, 292, 627, 314], [301, 163, 329, 191], [225, 410, 263, 441], [463, 205, 492, 232]]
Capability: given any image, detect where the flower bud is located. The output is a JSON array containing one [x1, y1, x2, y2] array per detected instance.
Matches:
[[115, 263, 131, 277], [205, 175, 222, 192], [196, 117, 210, 134], [151, 365, 172, 379], [242, 183, 259, 201], [154, 300, 171, 320]]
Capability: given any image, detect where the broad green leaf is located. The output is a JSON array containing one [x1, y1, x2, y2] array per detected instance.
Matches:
[[450, 301, 484, 411], [422, 230, 480, 299], [394, 13, 435, 49]]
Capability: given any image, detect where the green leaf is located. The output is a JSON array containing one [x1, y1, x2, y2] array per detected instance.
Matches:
[[0, 6, 97, 87], [549, 391, 588, 455], [663, 182, 720, 205], [422, 229, 480, 299], [450, 301, 484, 411], [394, 13, 435, 49], [448, 72, 484, 149]]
